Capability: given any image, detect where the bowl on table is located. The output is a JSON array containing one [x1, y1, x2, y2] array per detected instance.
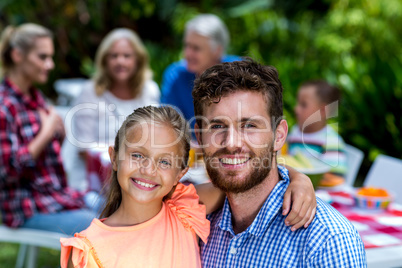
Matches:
[[295, 165, 331, 189], [354, 187, 393, 210], [278, 154, 331, 189]]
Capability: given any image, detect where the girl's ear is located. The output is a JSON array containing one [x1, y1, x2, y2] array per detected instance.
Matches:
[[174, 167, 189, 186], [109, 146, 118, 171]]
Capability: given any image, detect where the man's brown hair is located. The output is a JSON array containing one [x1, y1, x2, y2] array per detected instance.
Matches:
[[192, 58, 284, 129]]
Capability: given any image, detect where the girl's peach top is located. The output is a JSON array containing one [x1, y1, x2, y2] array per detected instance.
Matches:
[[60, 183, 210, 268]]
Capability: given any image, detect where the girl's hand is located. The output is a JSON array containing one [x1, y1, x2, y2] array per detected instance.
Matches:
[[283, 165, 316, 231]]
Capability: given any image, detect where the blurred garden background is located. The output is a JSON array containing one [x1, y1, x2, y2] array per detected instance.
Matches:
[[0, 0, 401, 265]]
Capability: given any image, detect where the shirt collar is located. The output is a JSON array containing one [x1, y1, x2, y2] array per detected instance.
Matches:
[[217, 165, 290, 238], [4, 78, 45, 110]]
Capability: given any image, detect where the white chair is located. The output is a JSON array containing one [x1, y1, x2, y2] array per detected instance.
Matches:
[[364, 154, 402, 204], [0, 225, 69, 268], [54, 78, 87, 106], [344, 144, 364, 187], [55, 106, 88, 192]]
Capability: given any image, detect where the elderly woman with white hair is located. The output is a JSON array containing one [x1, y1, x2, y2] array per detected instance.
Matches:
[[161, 14, 241, 126]]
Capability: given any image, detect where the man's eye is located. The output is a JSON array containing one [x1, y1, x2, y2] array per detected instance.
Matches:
[[38, 54, 48, 60], [244, 123, 256, 128], [211, 125, 225, 129], [131, 153, 144, 159]]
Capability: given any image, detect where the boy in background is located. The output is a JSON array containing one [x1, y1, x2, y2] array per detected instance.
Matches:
[[287, 80, 346, 187]]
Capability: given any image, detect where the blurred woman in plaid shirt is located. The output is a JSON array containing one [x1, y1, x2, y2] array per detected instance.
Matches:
[[0, 23, 97, 235]]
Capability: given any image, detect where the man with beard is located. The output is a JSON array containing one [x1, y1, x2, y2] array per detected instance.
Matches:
[[192, 59, 366, 267]]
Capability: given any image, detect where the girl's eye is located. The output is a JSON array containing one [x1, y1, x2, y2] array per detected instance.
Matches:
[[159, 159, 172, 168]]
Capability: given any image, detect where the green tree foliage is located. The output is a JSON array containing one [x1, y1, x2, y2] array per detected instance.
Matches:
[[223, 0, 402, 179], [0, 0, 401, 179], [0, 0, 174, 97]]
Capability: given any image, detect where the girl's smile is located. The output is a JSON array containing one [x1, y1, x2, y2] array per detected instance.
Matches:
[[131, 177, 159, 191]]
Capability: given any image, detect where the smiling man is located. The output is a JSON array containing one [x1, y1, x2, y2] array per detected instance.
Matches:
[[192, 59, 367, 267], [161, 14, 240, 128]]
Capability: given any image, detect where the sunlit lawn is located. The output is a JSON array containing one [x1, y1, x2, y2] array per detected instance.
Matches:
[[0, 243, 60, 268]]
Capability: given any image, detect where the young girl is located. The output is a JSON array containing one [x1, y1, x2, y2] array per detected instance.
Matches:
[[60, 106, 316, 267]]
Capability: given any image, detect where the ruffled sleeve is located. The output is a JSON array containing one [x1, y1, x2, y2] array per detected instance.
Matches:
[[60, 235, 95, 268], [166, 183, 210, 243]]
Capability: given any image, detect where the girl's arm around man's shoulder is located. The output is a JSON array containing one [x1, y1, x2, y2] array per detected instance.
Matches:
[[195, 183, 225, 215]]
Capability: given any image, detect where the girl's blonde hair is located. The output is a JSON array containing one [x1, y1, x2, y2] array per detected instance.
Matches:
[[100, 105, 191, 218], [93, 28, 151, 97], [0, 23, 52, 76]]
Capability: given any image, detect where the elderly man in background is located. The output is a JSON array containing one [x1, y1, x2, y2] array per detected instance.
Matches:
[[161, 14, 240, 128]]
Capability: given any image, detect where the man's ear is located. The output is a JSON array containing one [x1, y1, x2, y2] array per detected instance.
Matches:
[[109, 146, 118, 171], [214, 45, 223, 60], [194, 122, 202, 146], [274, 119, 288, 152]]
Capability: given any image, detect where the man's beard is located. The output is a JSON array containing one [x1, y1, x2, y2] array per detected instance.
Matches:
[[203, 144, 275, 194]]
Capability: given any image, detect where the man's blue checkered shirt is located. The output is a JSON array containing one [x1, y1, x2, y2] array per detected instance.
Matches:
[[200, 166, 367, 267]]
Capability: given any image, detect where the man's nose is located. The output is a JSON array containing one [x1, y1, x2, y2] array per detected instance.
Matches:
[[223, 126, 242, 151], [184, 47, 191, 58], [294, 105, 300, 116]]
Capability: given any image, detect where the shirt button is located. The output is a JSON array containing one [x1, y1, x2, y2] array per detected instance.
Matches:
[[229, 247, 237, 254]]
